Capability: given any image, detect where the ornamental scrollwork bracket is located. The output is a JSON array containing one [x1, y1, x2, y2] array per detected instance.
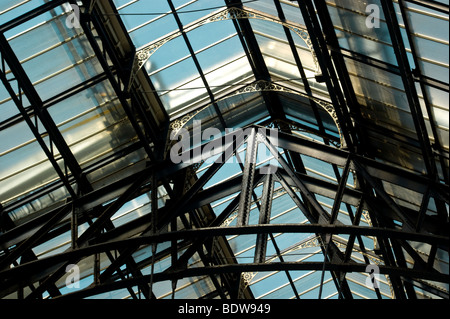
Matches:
[[127, 7, 318, 91]]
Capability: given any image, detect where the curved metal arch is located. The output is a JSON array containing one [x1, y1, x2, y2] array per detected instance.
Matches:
[[50, 261, 448, 299], [169, 79, 344, 147], [1, 222, 447, 298], [127, 6, 319, 90], [1, 224, 446, 279]]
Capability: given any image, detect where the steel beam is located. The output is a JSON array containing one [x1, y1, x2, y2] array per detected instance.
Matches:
[[0, 0, 67, 33], [262, 132, 354, 298], [397, 0, 449, 184], [2, 124, 445, 254], [78, 12, 155, 160], [313, 0, 368, 153], [1, 126, 445, 256], [156, 129, 248, 230], [352, 160, 417, 232], [166, 126, 444, 197], [261, 126, 448, 199], [88, 0, 168, 148], [20, 168, 152, 299], [380, 0, 439, 182], [44, 260, 450, 299], [1, 224, 446, 280], [0, 64, 76, 200], [294, 0, 357, 150], [272, 0, 328, 135], [1, 220, 447, 298], [80, 132, 254, 299], [0, 206, 71, 271], [406, 0, 449, 14], [330, 156, 352, 224], [254, 174, 275, 264], [237, 128, 258, 226], [167, 0, 227, 129], [0, 32, 92, 195], [1, 0, 447, 300]]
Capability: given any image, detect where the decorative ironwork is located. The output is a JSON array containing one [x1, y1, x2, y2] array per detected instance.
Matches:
[[127, 7, 318, 90], [183, 162, 205, 192], [264, 234, 385, 266], [1, 0, 447, 302], [362, 211, 373, 226], [233, 80, 294, 95], [238, 271, 257, 298], [169, 79, 344, 147], [221, 211, 239, 227], [170, 106, 209, 136], [133, 32, 183, 72]]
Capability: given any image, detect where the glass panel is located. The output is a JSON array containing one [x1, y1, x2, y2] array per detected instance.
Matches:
[[281, 93, 338, 135], [218, 92, 267, 128], [175, 0, 227, 26], [0, 0, 28, 14], [0, 120, 34, 155], [187, 19, 236, 53], [0, 94, 24, 123], [146, 34, 191, 74], [2, 0, 446, 301], [33, 58, 103, 101], [327, 1, 398, 65], [8, 14, 82, 62], [246, 0, 277, 16], [411, 35, 449, 65], [203, 55, 253, 92], [130, 15, 179, 48], [419, 60, 449, 83], [0, 144, 59, 204], [20, 40, 95, 85], [405, 4, 449, 42], [279, 0, 304, 25], [116, 0, 178, 48], [1, 0, 48, 37], [151, 58, 206, 113], [251, 18, 316, 74]]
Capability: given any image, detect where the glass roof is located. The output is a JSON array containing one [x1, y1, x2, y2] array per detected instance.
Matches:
[[0, 0, 448, 301]]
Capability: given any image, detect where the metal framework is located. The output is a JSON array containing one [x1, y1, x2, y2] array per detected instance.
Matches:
[[0, 0, 448, 300]]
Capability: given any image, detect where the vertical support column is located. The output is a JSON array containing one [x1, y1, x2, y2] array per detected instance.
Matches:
[[149, 170, 158, 299], [295, 0, 357, 151], [170, 217, 178, 299], [94, 252, 100, 285], [237, 129, 258, 227], [254, 174, 275, 264], [379, 0, 437, 180], [71, 202, 78, 250], [329, 156, 352, 224], [318, 233, 332, 299], [397, 0, 448, 185], [0, 37, 77, 199], [0, 32, 92, 195], [167, 0, 227, 129]]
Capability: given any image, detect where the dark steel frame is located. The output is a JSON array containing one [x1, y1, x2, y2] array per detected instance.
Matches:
[[0, 0, 448, 300]]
